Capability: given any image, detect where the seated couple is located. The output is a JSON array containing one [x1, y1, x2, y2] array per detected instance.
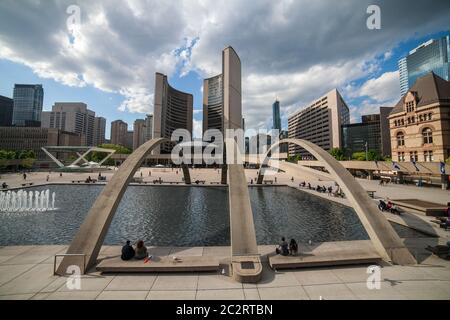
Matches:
[[275, 237, 298, 256], [121, 240, 149, 260]]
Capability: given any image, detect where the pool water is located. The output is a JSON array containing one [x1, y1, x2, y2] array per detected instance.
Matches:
[[0, 185, 428, 246]]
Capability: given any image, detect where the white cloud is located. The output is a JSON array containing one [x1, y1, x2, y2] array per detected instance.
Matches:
[[357, 71, 400, 102], [193, 118, 202, 139], [0, 0, 449, 129]]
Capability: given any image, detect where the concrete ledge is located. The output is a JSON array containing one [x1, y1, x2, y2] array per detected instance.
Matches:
[[391, 199, 447, 217], [96, 256, 221, 273], [269, 241, 382, 270]]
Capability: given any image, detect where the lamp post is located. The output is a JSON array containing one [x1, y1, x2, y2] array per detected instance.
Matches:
[[365, 141, 368, 161]]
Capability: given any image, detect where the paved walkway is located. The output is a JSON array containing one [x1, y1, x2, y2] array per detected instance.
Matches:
[[0, 243, 449, 300], [1, 167, 449, 299]]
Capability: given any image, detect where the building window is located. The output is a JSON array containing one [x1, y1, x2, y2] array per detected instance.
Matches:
[[394, 120, 397, 127], [398, 152, 405, 162], [419, 114, 423, 122], [428, 113, 432, 120], [396, 132, 405, 147], [406, 101, 415, 112], [422, 127, 433, 144], [424, 151, 433, 162], [409, 151, 418, 162]]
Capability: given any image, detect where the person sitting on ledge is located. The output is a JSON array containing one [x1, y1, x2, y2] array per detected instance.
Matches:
[[1, 182, 7, 189], [289, 239, 298, 256], [135, 240, 148, 260], [121, 240, 135, 261], [276, 237, 289, 256]]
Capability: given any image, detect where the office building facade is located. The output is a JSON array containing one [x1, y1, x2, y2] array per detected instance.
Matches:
[[93, 116, 106, 146], [125, 131, 134, 150], [288, 89, 350, 157], [398, 34, 450, 96], [379, 106, 394, 157], [389, 72, 450, 162], [144, 114, 153, 142], [133, 119, 146, 150], [110, 120, 128, 147], [0, 95, 14, 126], [12, 84, 44, 126], [0, 127, 82, 160], [41, 102, 97, 146], [153, 72, 193, 154], [342, 115, 381, 158]]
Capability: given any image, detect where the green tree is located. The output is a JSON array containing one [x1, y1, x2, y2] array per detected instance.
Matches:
[[329, 148, 346, 161], [352, 150, 384, 161], [20, 158, 35, 169], [446, 156, 450, 163], [287, 154, 302, 163], [0, 150, 16, 159], [17, 150, 36, 159]]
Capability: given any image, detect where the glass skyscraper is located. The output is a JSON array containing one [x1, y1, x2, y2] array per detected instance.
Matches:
[[272, 100, 281, 131], [398, 34, 450, 96], [12, 84, 44, 126]]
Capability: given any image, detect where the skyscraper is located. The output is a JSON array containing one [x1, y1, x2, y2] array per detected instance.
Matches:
[[133, 119, 146, 150], [41, 102, 96, 146], [93, 116, 106, 146], [398, 34, 450, 96], [272, 100, 281, 131], [12, 84, 44, 126], [144, 114, 153, 142], [202, 46, 243, 136], [222, 46, 242, 131], [288, 89, 350, 157], [203, 74, 223, 134], [153, 72, 193, 154], [0, 95, 13, 126], [110, 120, 128, 147]]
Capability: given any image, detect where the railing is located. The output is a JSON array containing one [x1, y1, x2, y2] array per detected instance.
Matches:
[[53, 253, 87, 275]]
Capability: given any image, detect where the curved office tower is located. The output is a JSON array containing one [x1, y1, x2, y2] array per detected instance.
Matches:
[[222, 46, 242, 131], [153, 72, 193, 154], [202, 46, 243, 136], [203, 74, 223, 135]]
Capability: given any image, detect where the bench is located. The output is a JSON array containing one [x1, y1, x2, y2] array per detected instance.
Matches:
[[21, 182, 34, 187], [268, 240, 381, 270], [96, 256, 221, 273], [366, 190, 376, 198]]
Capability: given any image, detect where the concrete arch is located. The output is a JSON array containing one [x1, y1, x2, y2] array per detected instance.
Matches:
[[57, 138, 191, 274], [257, 138, 416, 266]]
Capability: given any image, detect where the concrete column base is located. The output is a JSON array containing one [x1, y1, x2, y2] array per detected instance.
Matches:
[[231, 255, 263, 283]]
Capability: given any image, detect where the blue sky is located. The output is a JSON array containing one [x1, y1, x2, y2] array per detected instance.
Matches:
[[0, 1, 449, 139]]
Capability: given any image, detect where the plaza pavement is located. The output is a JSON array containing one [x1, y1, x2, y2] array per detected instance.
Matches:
[[0, 242, 449, 300], [0, 167, 449, 299]]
